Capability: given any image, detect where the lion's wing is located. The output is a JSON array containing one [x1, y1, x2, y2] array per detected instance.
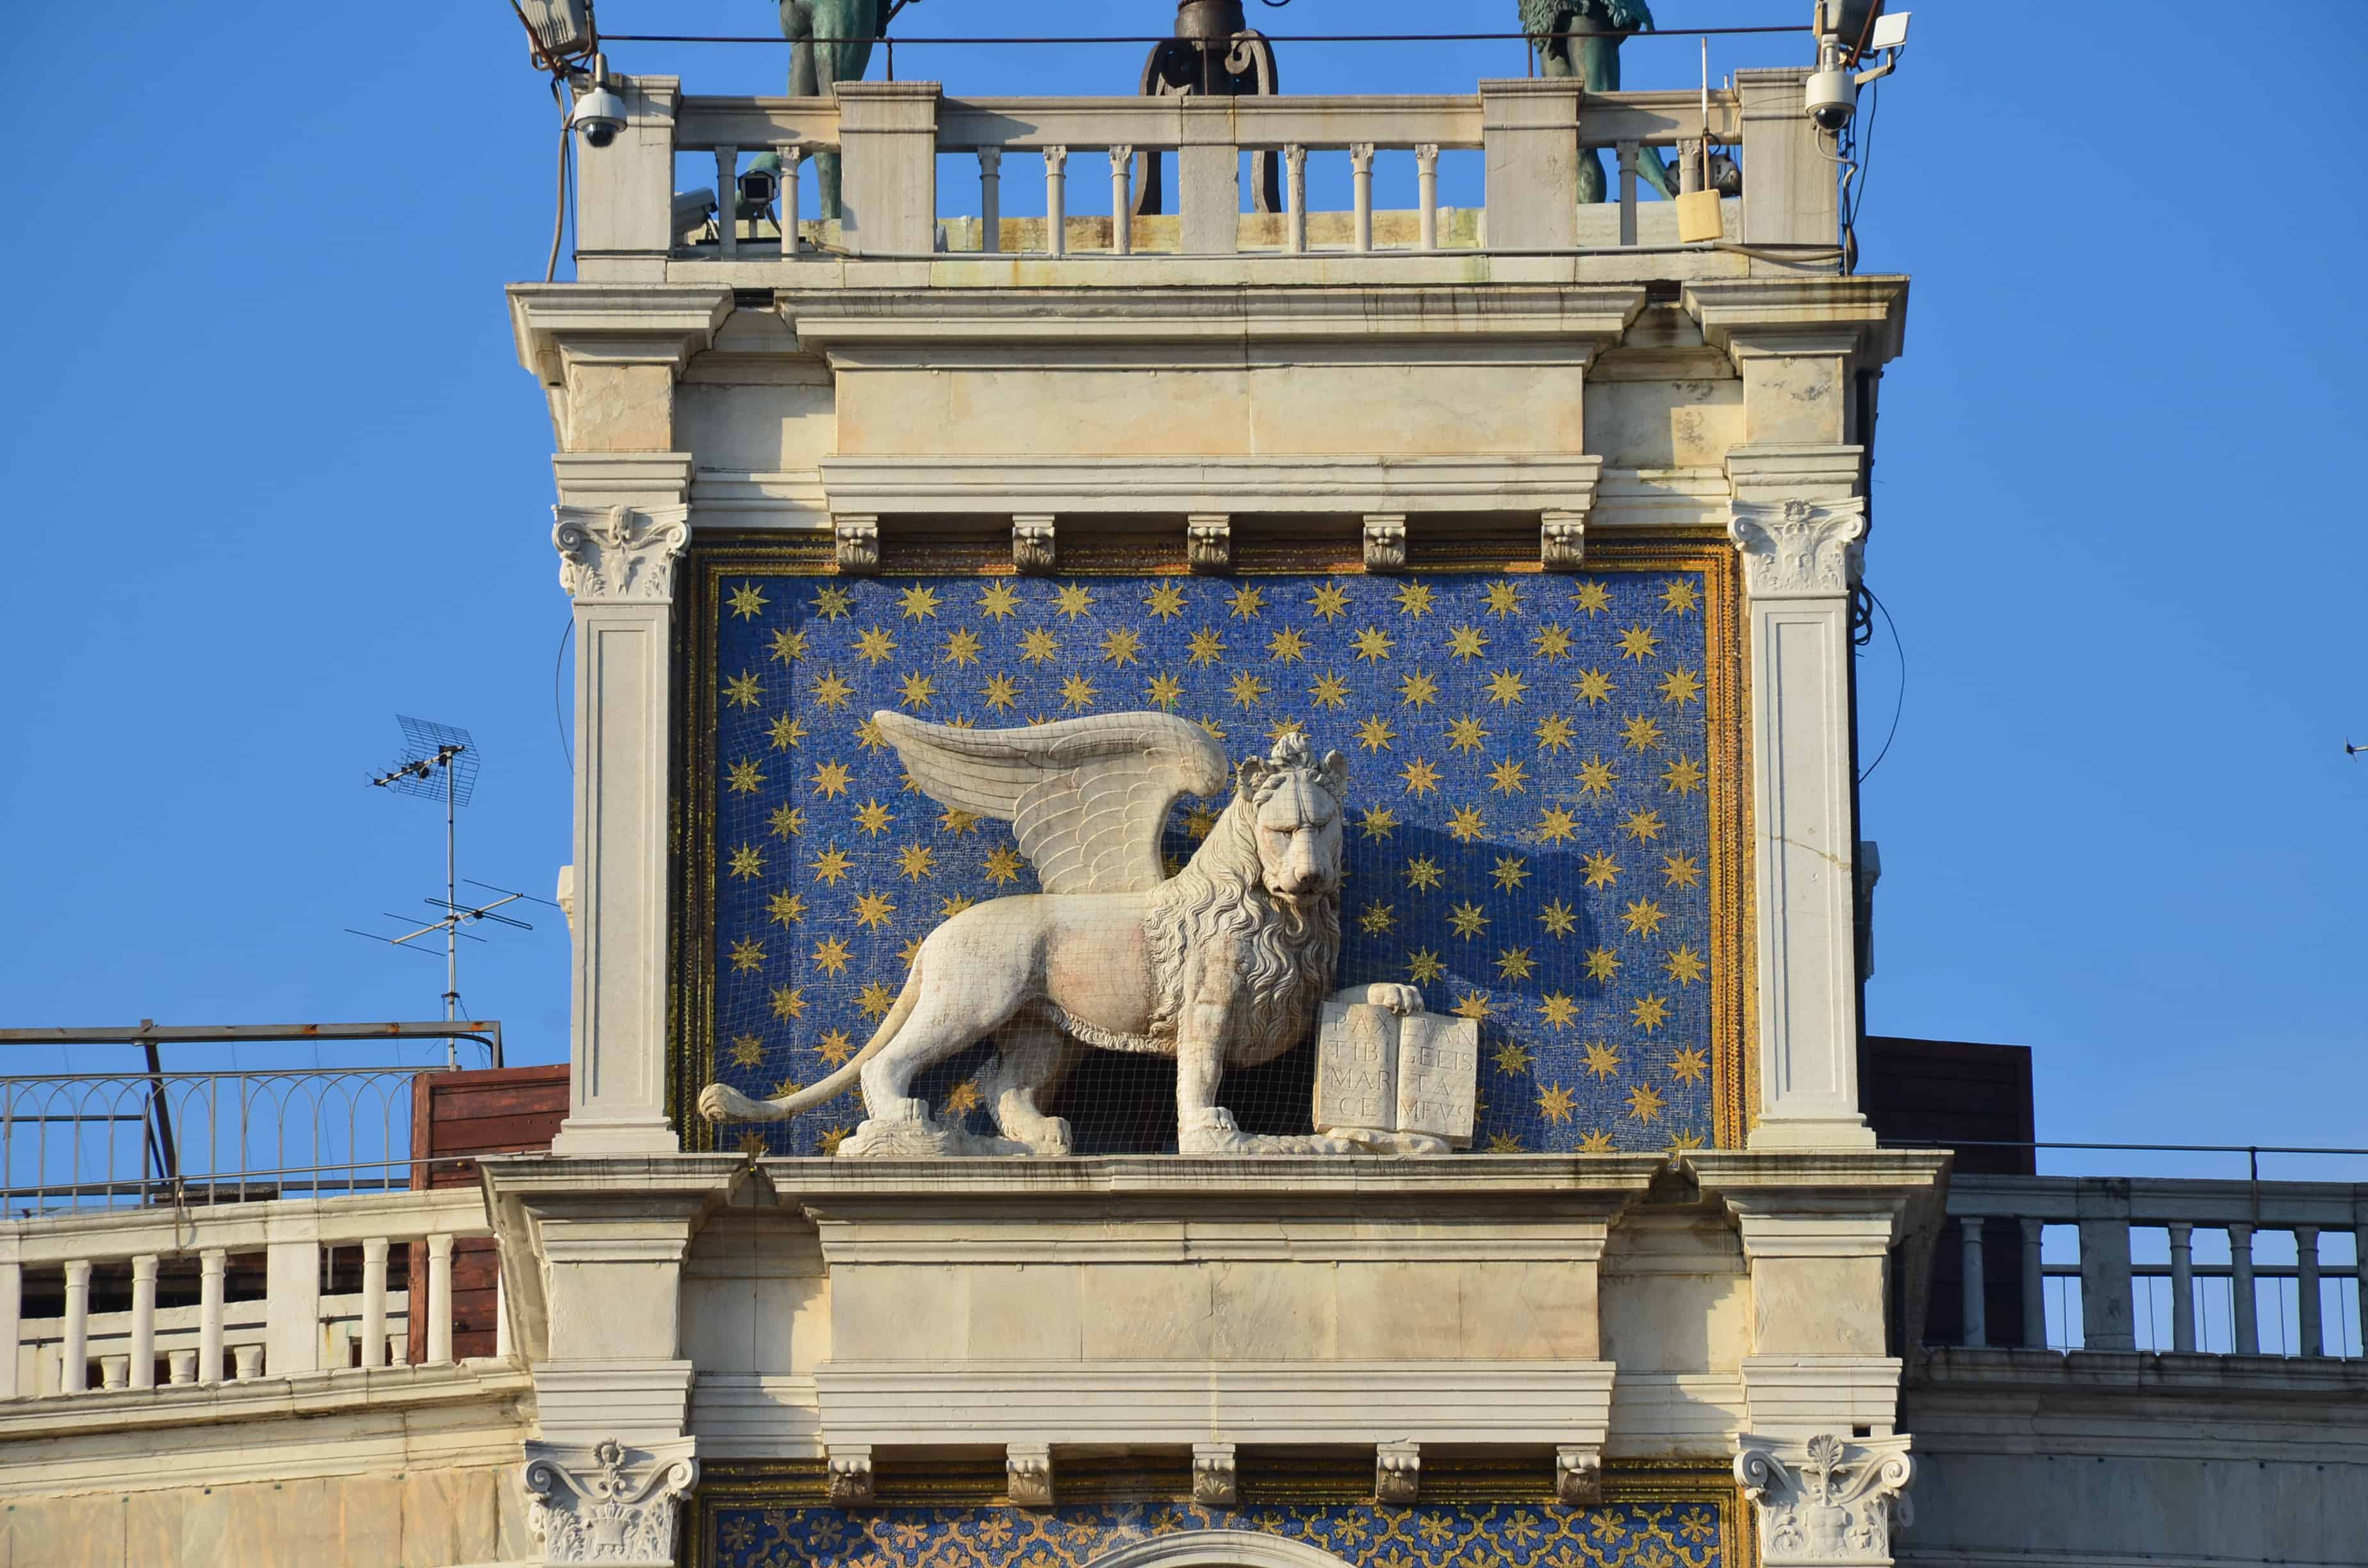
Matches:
[[875, 710, 1229, 895]]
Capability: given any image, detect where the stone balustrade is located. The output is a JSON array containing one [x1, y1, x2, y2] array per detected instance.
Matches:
[[579, 71, 1838, 279], [1934, 1174, 2368, 1357], [0, 1187, 499, 1400]]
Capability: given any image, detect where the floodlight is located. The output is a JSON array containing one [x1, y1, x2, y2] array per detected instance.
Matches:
[[511, 0, 598, 70]]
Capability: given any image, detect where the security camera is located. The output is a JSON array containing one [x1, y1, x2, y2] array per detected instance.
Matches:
[[1807, 67, 1857, 131], [571, 55, 626, 148]]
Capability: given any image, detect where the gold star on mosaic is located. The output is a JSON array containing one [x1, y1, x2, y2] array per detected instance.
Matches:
[[940, 628, 982, 667], [1186, 628, 1225, 666], [1490, 1131, 1527, 1153], [1622, 714, 1665, 753], [728, 844, 763, 880], [1398, 670, 1440, 709], [942, 1079, 983, 1115], [857, 981, 898, 1019], [1196, 716, 1228, 742], [769, 714, 806, 751], [1447, 625, 1488, 660], [1581, 851, 1620, 889], [1099, 628, 1142, 667], [984, 846, 1026, 885], [1404, 856, 1443, 892], [1492, 854, 1529, 892], [1445, 715, 1488, 755], [1618, 624, 1661, 662], [810, 669, 854, 710], [1574, 668, 1614, 706], [1308, 671, 1351, 710], [768, 891, 807, 927], [1658, 667, 1702, 706], [852, 891, 897, 930], [1454, 992, 1493, 1022], [1360, 901, 1397, 935], [897, 584, 939, 621], [810, 845, 854, 885], [1351, 626, 1395, 663], [1447, 901, 1490, 939], [1661, 756, 1706, 796], [1531, 714, 1576, 754], [1670, 1045, 1711, 1086], [1537, 806, 1580, 845], [939, 806, 979, 834], [1225, 671, 1269, 708], [810, 585, 853, 619], [982, 673, 1021, 712], [1400, 758, 1442, 797], [1019, 628, 1058, 665], [1145, 581, 1188, 619], [1483, 580, 1523, 617], [724, 671, 762, 709], [1486, 668, 1529, 706], [1496, 946, 1535, 982], [1265, 717, 1306, 746], [1310, 582, 1351, 621], [1407, 948, 1447, 983], [1620, 808, 1666, 844], [853, 626, 897, 666], [1494, 1039, 1534, 1075], [769, 626, 807, 663], [1577, 755, 1618, 797], [1060, 673, 1099, 712], [728, 937, 765, 974], [817, 1125, 853, 1154], [1627, 1082, 1665, 1123], [1228, 584, 1265, 620], [1540, 899, 1578, 938], [1622, 899, 1668, 938], [728, 582, 768, 619], [770, 985, 806, 1020], [1584, 947, 1621, 981], [810, 760, 852, 799], [1540, 992, 1579, 1030], [1661, 578, 1700, 614], [1053, 584, 1094, 621], [728, 760, 764, 795], [1664, 945, 1707, 985], [853, 717, 889, 753], [1663, 852, 1702, 889], [896, 844, 937, 882], [1360, 805, 1398, 841], [1583, 1040, 1622, 1080], [1446, 806, 1487, 842], [1489, 758, 1529, 795], [729, 1033, 766, 1068], [1536, 1082, 1576, 1123], [816, 1029, 856, 1066], [1395, 581, 1434, 616], [939, 894, 976, 919], [1266, 628, 1308, 663], [1530, 623, 1572, 661], [811, 936, 852, 976], [1146, 672, 1185, 710], [974, 580, 1021, 621], [1632, 994, 1671, 1033], [853, 799, 894, 835], [898, 673, 935, 710]]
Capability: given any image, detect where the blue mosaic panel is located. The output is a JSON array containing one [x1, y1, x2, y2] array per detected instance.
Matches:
[[704, 570, 1720, 1154], [706, 1501, 1730, 1568]]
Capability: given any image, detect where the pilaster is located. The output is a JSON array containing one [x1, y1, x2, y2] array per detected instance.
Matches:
[[522, 1435, 700, 1567]]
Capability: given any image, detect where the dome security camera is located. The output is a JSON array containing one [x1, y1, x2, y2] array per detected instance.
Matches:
[[571, 55, 627, 148], [1807, 67, 1857, 132]]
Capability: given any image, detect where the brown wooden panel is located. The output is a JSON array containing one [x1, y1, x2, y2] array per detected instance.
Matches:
[[406, 1066, 567, 1362], [1862, 1036, 2034, 1177]]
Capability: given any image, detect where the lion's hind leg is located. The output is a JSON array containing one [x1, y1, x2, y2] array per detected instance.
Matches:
[[985, 1011, 1076, 1156]]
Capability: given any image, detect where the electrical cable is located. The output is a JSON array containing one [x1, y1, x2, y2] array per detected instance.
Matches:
[[596, 27, 1813, 47], [1855, 586, 1906, 784], [555, 614, 575, 775]]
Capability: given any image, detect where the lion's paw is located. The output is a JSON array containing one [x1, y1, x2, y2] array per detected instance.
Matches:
[[1369, 983, 1424, 1016], [1178, 1108, 1358, 1157], [839, 1113, 1037, 1159]]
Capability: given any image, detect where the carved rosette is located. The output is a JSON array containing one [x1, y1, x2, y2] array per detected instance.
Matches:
[[1728, 497, 1869, 600], [1733, 1432, 1914, 1566], [1362, 514, 1407, 574], [522, 1438, 699, 1567], [1187, 515, 1233, 575], [552, 505, 691, 605]]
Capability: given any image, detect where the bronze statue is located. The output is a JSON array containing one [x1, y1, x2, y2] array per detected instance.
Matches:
[[1521, 0, 1677, 203], [779, 0, 901, 220], [1132, 1, 1283, 217]]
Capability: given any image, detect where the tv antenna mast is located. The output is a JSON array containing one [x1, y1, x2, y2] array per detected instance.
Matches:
[[349, 717, 544, 1067]]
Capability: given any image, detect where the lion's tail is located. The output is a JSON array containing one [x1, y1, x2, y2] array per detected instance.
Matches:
[[748, 960, 924, 1118]]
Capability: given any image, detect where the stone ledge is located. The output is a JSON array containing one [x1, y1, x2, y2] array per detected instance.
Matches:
[[1909, 1345, 2368, 1400]]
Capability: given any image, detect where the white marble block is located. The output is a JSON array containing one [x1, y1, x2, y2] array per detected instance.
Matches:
[[1313, 1003, 1477, 1150]]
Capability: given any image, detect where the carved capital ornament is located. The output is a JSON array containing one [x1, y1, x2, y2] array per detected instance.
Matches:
[[1728, 497, 1868, 600], [552, 505, 691, 604], [522, 1437, 699, 1567], [1734, 1432, 1914, 1565]]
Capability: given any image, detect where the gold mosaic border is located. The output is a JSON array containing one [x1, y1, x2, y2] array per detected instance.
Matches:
[[670, 530, 1752, 1151]]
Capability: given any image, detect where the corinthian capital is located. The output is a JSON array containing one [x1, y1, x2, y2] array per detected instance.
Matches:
[[553, 505, 691, 604], [522, 1437, 699, 1567], [1734, 1432, 1914, 1565], [1729, 497, 1868, 600]]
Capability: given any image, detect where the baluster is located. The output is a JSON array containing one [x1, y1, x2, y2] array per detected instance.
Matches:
[[101, 1355, 129, 1390], [778, 143, 803, 260], [714, 145, 739, 257], [2076, 1215, 2136, 1352], [1349, 143, 1376, 254], [2167, 1223, 2196, 1353], [199, 1247, 226, 1385], [1616, 140, 1640, 247], [1957, 1216, 1987, 1348], [2296, 1227, 2323, 1359], [0, 1261, 19, 1399], [1108, 147, 1134, 256], [2356, 1223, 2368, 1359], [360, 1237, 388, 1370], [2228, 1222, 2258, 1354], [2019, 1219, 2047, 1350], [233, 1344, 261, 1381], [62, 1259, 91, 1393], [129, 1254, 158, 1389], [168, 1350, 196, 1385], [1283, 145, 1308, 254], [1415, 144, 1440, 251], [978, 147, 1003, 254], [427, 1233, 454, 1366], [1044, 147, 1069, 257]]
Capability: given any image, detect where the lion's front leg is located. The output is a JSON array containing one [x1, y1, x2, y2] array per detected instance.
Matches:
[[1174, 946, 1355, 1158]]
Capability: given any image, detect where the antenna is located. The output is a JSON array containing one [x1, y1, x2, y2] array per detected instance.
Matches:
[[350, 717, 526, 1068]]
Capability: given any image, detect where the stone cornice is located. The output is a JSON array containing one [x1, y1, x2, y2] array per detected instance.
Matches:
[[507, 283, 736, 388], [1681, 275, 1909, 368]]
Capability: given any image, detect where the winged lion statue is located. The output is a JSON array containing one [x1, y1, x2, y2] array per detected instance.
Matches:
[[698, 711, 1424, 1156]]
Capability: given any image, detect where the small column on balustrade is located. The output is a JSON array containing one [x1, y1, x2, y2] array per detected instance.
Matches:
[[2167, 1223, 2196, 1353], [1108, 147, 1135, 256], [199, 1247, 226, 1384], [1415, 144, 1440, 251], [714, 145, 739, 257], [2019, 1218, 2047, 1350], [978, 147, 1003, 253], [1349, 143, 1376, 254], [1283, 146, 1308, 254], [0, 1261, 19, 1400], [2296, 1227, 2323, 1358], [1045, 147, 1069, 257], [778, 143, 803, 259], [2228, 1223, 2258, 1354], [1615, 141, 1641, 247], [1958, 1218, 1986, 1349], [130, 1254, 159, 1389], [360, 1237, 390, 1369], [62, 1260, 92, 1394], [428, 1232, 455, 1366]]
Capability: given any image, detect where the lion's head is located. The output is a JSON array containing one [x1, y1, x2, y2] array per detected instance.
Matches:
[[1237, 731, 1349, 903]]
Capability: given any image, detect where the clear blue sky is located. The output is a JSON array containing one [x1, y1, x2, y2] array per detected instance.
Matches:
[[2, 2, 2362, 1176]]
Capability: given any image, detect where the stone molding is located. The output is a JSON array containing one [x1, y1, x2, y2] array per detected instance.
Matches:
[[1733, 1432, 1913, 1566], [1083, 1533, 1354, 1568], [507, 284, 735, 389], [553, 505, 691, 605], [1679, 277, 1910, 368], [1729, 497, 1868, 600], [522, 1436, 699, 1567]]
